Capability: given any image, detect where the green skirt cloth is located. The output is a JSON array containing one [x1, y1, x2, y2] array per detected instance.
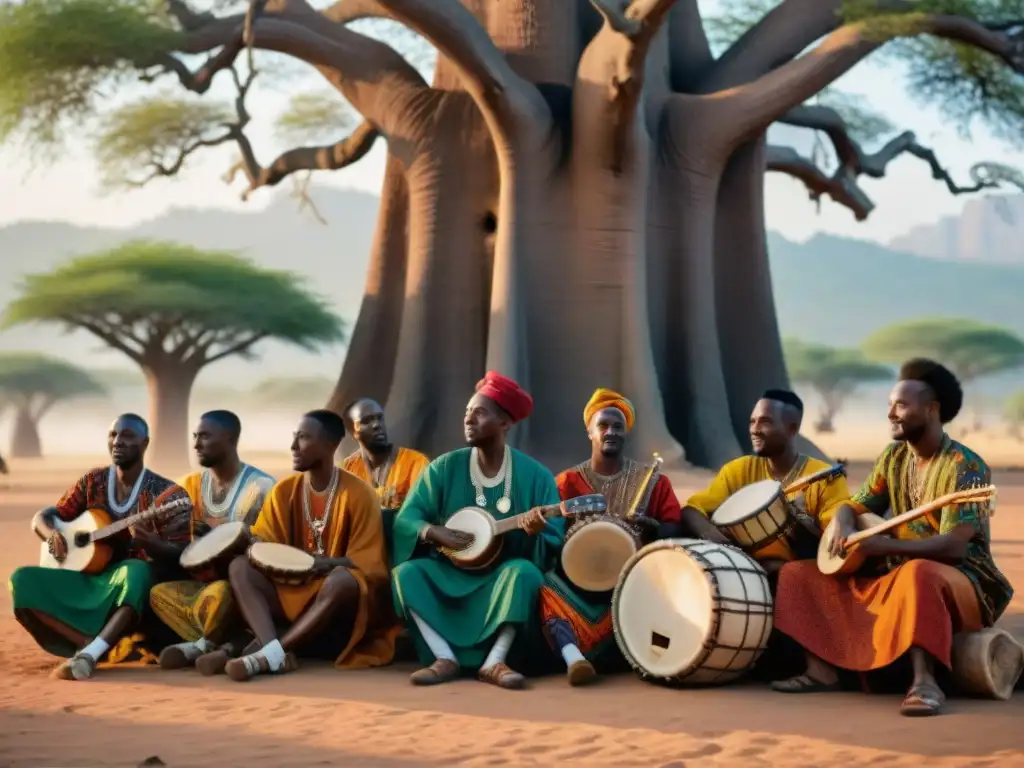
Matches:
[[9, 559, 154, 658]]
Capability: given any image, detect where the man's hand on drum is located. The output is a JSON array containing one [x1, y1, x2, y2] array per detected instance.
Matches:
[[827, 507, 858, 557], [636, 516, 661, 543], [312, 555, 355, 575], [427, 525, 476, 551], [518, 508, 547, 535], [192, 520, 213, 539]]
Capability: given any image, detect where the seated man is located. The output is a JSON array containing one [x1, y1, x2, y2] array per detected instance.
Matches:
[[340, 397, 429, 558], [771, 359, 1013, 717], [681, 390, 851, 574], [391, 371, 565, 690], [541, 388, 686, 686], [8, 414, 191, 680], [224, 410, 396, 681], [150, 410, 276, 674]]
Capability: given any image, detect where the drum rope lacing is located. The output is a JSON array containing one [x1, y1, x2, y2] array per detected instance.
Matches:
[[303, 467, 340, 555], [200, 464, 251, 519], [469, 445, 513, 514]]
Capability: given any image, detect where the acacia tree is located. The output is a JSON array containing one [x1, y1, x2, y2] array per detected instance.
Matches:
[[862, 317, 1024, 430], [1, 241, 345, 470], [0, 353, 107, 458], [3, 0, 1024, 468], [784, 338, 892, 432]]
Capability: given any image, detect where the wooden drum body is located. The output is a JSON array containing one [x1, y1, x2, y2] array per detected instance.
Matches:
[[816, 512, 887, 576], [612, 538, 773, 686], [247, 541, 317, 586], [179, 520, 250, 582], [712, 479, 794, 553], [443, 506, 500, 570], [561, 515, 641, 592]]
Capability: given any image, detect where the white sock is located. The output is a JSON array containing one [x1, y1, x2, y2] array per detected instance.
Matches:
[[194, 637, 212, 653], [261, 639, 286, 672], [481, 625, 516, 670], [171, 637, 212, 661], [79, 637, 110, 661], [561, 643, 585, 667], [410, 611, 456, 662]]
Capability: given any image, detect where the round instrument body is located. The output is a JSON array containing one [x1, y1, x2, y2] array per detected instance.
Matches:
[[712, 479, 794, 552], [443, 507, 499, 569], [612, 538, 773, 686], [179, 520, 249, 580], [248, 541, 317, 586], [816, 511, 887, 576], [561, 514, 641, 592]]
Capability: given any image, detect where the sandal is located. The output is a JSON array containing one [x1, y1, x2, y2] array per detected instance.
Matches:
[[478, 661, 525, 690], [225, 650, 298, 682], [410, 658, 460, 686], [51, 653, 97, 681], [567, 659, 597, 687], [771, 673, 842, 693], [901, 683, 945, 717]]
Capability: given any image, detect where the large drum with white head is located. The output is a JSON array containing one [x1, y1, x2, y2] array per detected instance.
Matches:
[[248, 541, 317, 586], [560, 515, 641, 592], [179, 520, 250, 581], [612, 538, 773, 686], [712, 479, 794, 553]]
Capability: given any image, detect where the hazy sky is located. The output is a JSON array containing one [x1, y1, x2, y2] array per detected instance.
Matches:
[[0, 2, 1017, 245]]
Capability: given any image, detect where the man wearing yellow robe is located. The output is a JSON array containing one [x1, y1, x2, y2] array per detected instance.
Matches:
[[340, 398, 429, 558], [149, 410, 275, 674], [224, 410, 397, 681], [682, 389, 851, 573]]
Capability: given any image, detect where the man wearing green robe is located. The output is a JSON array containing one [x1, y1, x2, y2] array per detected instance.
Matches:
[[391, 371, 565, 690]]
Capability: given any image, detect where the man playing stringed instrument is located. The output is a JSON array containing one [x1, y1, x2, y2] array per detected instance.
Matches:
[[223, 410, 397, 682], [681, 390, 851, 574], [540, 388, 685, 686], [8, 414, 192, 680], [340, 398, 429, 558], [771, 359, 1013, 717], [150, 410, 276, 674], [391, 371, 565, 690]]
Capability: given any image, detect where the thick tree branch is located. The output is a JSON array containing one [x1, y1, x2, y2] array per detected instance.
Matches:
[[766, 145, 874, 218], [202, 333, 269, 365], [668, 0, 713, 92], [65, 316, 147, 362], [224, 119, 380, 199], [718, 14, 1024, 146]]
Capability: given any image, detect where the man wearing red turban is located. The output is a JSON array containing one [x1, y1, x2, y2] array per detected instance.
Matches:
[[390, 371, 565, 690]]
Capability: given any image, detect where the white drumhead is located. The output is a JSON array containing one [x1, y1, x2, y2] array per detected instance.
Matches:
[[712, 479, 782, 525], [249, 541, 315, 570], [614, 539, 713, 678], [445, 507, 494, 560], [180, 520, 245, 567], [562, 520, 637, 592]]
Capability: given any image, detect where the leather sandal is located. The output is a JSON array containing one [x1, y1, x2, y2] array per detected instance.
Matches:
[[410, 658, 460, 686], [901, 682, 945, 717], [478, 661, 525, 690], [52, 653, 97, 681]]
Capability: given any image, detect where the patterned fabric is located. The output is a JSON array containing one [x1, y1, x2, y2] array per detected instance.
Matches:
[[562, 460, 681, 523], [340, 447, 430, 511], [148, 579, 236, 643], [177, 465, 276, 533], [774, 558, 983, 671], [848, 434, 1012, 624], [685, 455, 851, 562]]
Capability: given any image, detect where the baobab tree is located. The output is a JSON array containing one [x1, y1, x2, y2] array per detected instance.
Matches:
[[3, 0, 1024, 468], [1, 241, 345, 470]]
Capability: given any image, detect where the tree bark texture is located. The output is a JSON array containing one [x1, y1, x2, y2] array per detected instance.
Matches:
[[187, 0, 1018, 469], [141, 359, 200, 476], [10, 406, 43, 459]]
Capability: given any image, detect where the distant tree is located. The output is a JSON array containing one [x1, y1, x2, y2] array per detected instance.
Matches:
[[1, 241, 346, 470], [861, 318, 1024, 431], [784, 339, 892, 433], [250, 375, 336, 408], [1006, 391, 1024, 442], [0, 353, 106, 458]]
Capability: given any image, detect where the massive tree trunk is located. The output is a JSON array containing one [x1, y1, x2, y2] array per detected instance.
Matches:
[[10, 405, 42, 459], [141, 358, 199, 476]]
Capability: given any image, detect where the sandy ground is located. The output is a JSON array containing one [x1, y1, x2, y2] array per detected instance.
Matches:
[[1, 453, 1023, 767]]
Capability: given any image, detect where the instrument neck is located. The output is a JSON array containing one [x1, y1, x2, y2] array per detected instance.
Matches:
[[492, 503, 558, 535], [623, 459, 661, 520], [847, 487, 992, 546], [92, 504, 160, 542]]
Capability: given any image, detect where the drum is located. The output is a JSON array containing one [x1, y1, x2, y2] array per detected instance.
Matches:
[[179, 520, 250, 582], [560, 515, 641, 592], [247, 542, 317, 586], [612, 538, 773, 686], [712, 479, 794, 552], [443, 506, 500, 570]]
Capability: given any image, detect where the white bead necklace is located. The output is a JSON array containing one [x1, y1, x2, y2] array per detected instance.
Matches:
[[108, 465, 148, 517], [302, 467, 340, 555], [470, 445, 512, 514], [201, 464, 251, 520]]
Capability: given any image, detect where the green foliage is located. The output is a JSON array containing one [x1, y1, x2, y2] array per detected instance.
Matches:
[[0, 352, 106, 403], [250, 375, 335, 404], [95, 95, 235, 189], [1, 240, 347, 360], [274, 92, 354, 147], [703, 0, 779, 53], [785, 338, 893, 393], [861, 318, 1024, 380], [0, 0, 180, 151]]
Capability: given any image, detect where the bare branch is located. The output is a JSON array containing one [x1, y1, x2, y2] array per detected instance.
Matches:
[[766, 144, 875, 219], [322, 0, 389, 24], [65, 316, 146, 362], [668, 1, 714, 92], [718, 14, 1024, 145], [224, 119, 380, 199], [202, 333, 269, 365]]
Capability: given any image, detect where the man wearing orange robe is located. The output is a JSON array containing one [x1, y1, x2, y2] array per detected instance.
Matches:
[[771, 359, 1013, 717]]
